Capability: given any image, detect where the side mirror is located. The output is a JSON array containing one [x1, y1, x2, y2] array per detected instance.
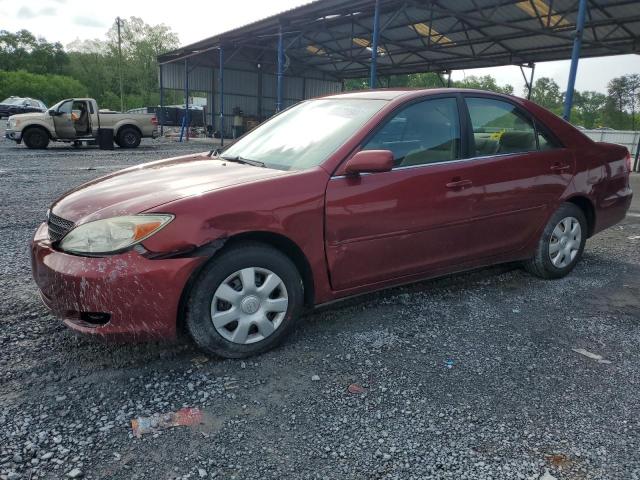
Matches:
[[344, 150, 393, 175], [48, 110, 57, 116]]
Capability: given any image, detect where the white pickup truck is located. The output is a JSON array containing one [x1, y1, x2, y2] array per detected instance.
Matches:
[[5, 98, 158, 149]]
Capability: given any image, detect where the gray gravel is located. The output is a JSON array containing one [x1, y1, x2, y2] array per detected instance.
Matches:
[[1, 130, 639, 480]]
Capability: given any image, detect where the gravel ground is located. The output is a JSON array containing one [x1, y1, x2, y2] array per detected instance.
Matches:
[[1, 130, 639, 480]]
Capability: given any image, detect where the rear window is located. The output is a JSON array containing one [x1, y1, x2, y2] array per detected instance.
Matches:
[[1, 98, 23, 105]]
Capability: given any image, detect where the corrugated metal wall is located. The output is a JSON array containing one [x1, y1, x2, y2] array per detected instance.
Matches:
[[161, 62, 341, 135]]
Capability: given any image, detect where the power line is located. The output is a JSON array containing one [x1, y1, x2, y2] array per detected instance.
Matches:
[[116, 17, 124, 113]]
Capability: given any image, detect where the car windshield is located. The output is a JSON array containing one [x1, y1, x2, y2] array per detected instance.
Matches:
[[1, 98, 23, 105], [49, 99, 68, 111], [220, 98, 387, 171]]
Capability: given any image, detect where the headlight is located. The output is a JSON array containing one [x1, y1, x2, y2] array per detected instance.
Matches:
[[59, 214, 173, 254], [8, 118, 16, 128]]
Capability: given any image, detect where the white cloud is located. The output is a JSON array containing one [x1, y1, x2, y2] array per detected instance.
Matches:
[[73, 16, 107, 28]]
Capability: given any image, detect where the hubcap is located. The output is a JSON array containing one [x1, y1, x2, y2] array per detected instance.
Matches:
[[210, 267, 288, 345], [549, 216, 581, 268]]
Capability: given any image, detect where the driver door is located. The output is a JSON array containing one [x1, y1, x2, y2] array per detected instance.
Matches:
[[325, 96, 477, 291], [52, 100, 76, 139]]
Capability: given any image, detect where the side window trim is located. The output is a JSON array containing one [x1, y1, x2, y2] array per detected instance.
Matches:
[[534, 120, 563, 150]]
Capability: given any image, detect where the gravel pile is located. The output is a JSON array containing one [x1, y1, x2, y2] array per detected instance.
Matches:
[[1, 132, 639, 479]]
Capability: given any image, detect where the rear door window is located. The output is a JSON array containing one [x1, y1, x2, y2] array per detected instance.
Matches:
[[466, 97, 537, 156]]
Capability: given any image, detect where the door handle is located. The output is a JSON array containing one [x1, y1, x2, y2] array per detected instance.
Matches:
[[445, 179, 473, 189], [551, 163, 571, 173]]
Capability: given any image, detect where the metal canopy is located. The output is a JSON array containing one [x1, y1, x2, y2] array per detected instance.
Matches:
[[158, 0, 640, 80]]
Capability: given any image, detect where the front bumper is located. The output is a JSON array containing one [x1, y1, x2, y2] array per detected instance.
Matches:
[[31, 223, 205, 341], [5, 129, 21, 142]]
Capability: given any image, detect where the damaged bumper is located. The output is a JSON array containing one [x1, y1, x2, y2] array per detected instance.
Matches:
[[30, 223, 205, 341]]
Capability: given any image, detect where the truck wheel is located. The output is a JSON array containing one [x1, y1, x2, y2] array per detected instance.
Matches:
[[116, 127, 141, 148], [23, 128, 50, 149], [185, 243, 304, 358]]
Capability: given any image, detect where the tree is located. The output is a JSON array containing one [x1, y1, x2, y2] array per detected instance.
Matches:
[[0, 30, 68, 75], [0, 70, 87, 105], [529, 77, 563, 113], [455, 75, 513, 95], [407, 72, 446, 88], [606, 74, 640, 130], [105, 17, 179, 108], [572, 91, 607, 128]]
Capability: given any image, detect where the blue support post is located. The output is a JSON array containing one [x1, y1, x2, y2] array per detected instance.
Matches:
[[276, 25, 284, 112], [370, 0, 381, 89], [219, 45, 224, 147], [562, 0, 587, 120], [159, 63, 164, 136], [184, 58, 189, 141]]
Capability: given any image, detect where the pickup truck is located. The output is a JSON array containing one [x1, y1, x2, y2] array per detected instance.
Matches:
[[5, 98, 158, 149]]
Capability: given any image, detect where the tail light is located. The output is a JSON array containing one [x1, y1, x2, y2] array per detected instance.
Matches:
[[151, 116, 158, 126], [624, 150, 632, 172]]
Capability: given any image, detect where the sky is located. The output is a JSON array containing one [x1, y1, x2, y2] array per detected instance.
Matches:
[[2, 0, 640, 95]]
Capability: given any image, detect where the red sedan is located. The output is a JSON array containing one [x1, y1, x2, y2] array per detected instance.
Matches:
[[31, 89, 633, 358]]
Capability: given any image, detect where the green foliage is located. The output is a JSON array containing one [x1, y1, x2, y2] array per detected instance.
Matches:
[[606, 74, 640, 130], [454, 75, 513, 95], [0, 30, 68, 75], [529, 77, 563, 114], [1, 19, 178, 111], [0, 70, 87, 106], [571, 91, 607, 129]]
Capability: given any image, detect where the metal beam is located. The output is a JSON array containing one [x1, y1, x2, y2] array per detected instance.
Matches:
[[370, 0, 381, 89], [563, 0, 587, 120], [184, 58, 189, 141], [276, 25, 284, 111], [159, 63, 164, 136], [219, 46, 225, 146], [520, 63, 536, 99]]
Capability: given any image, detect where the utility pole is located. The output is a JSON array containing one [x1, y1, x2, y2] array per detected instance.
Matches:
[[116, 17, 124, 113]]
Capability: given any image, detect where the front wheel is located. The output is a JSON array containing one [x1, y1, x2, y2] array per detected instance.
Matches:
[[525, 202, 587, 279], [23, 128, 50, 149], [185, 243, 304, 358]]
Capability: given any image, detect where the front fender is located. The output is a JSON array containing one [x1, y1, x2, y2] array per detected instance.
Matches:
[[140, 167, 336, 303]]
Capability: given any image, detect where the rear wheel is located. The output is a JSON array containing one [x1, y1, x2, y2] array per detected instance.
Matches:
[[23, 128, 49, 149], [116, 127, 141, 148], [525, 202, 587, 279], [185, 243, 304, 358]]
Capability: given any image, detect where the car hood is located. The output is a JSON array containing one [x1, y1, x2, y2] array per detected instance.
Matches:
[[7, 111, 44, 119], [50, 153, 292, 224]]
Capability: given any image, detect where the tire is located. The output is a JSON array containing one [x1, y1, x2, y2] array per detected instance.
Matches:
[[116, 127, 141, 148], [185, 243, 304, 358], [525, 202, 587, 279], [23, 128, 50, 149]]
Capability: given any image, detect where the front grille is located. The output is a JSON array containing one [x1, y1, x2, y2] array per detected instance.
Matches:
[[48, 213, 75, 242]]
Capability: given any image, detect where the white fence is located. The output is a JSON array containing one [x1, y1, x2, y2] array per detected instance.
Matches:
[[583, 129, 640, 156]]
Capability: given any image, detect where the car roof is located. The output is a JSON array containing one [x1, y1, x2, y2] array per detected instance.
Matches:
[[322, 88, 518, 102]]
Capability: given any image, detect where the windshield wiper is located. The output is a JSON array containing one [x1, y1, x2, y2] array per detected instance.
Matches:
[[219, 155, 266, 168]]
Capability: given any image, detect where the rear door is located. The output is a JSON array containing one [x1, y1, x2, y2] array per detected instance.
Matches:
[[324, 96, 479, 291], [460, 95, 574, 258], [52, 100, 76, 139]]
